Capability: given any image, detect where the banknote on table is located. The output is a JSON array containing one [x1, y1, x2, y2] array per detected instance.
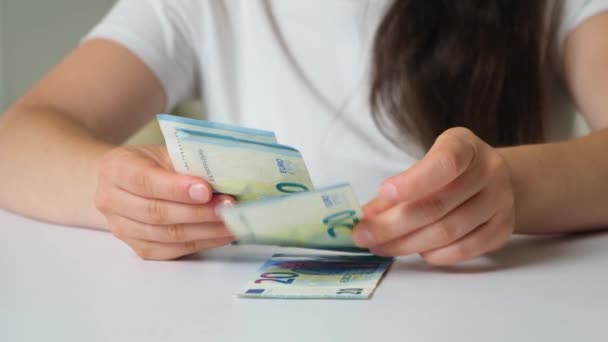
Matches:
[[237, 254, 393, 299], [157, 114, 313, 201], [220, 183, 366, 252]]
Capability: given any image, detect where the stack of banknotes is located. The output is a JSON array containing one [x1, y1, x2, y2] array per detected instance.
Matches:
[[158, 114, 368, 252], [157, 114, 392, 298]]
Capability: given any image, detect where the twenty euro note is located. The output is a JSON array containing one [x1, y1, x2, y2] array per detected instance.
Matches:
[[157, 114, 365, 252]]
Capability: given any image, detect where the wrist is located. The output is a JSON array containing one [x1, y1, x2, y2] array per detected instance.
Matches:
[[496, 144, 545, 234]]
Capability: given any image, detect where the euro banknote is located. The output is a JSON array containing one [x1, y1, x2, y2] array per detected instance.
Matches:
[[157, 114, 313, 201], [157, 114, 278, 174], [237, 254, 393, 299], [220, 183, 366, 252], [158, 115, 364, 251]]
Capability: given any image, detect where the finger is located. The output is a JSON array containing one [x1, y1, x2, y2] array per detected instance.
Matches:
[[101, 190, 235, 225], [362, 196, 392, 217], [110, 152, 214, 204], [108, 215, 234, 243], [419, 212, 514, 265], [355, 162, 488, 246], [378, 127, 479, 205], [124, 237, 235, 260], [367, 187, 497, 256]]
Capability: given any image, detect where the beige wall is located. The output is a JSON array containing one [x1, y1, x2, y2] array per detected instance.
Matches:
[[0, 0, 116, 112]]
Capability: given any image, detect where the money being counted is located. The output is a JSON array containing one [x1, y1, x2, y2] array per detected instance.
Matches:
[[157, 115, 392, 299], [237, 254, 393, 299], [157, 114, 364, 251]]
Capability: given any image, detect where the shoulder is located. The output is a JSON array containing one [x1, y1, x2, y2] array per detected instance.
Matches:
[[553, 0, 608, 51], [97, 0, 266, 33]]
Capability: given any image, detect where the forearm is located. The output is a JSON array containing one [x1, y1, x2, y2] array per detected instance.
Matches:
[[0, 105, 113, 229], [498, 129, 608, 234]]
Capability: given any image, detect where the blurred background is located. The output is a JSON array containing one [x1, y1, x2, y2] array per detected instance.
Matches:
[[0, 0, 200, 144], [0, 0, 113, 112], [0, 0, 588, 141]]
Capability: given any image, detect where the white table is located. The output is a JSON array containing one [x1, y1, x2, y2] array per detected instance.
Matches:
[[1, 208, 607, 342]]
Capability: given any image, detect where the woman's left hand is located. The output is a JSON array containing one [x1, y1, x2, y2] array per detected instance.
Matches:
[[353, 127, 515, 265]]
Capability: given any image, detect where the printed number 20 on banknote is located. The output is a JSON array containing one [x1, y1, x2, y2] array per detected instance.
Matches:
[[237, 254, 393, 299]]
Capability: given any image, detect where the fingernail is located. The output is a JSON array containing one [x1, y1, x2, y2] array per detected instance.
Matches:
[[379, 183, 398, 201], [353, 225, 375, 247], [189, 184, 210, 202], [214, 199, 234, 218]]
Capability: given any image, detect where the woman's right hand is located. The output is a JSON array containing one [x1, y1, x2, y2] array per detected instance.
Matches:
[[95, 145, 235, 260]]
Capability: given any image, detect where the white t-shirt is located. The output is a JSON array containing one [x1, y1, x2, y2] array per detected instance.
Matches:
[[85, 0, 608, 202]]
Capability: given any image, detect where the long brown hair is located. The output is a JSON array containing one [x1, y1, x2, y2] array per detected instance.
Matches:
[[370, 0, 547, 149]]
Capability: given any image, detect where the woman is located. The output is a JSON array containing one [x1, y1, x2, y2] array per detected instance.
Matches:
[[1, 0, 607, 264]]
